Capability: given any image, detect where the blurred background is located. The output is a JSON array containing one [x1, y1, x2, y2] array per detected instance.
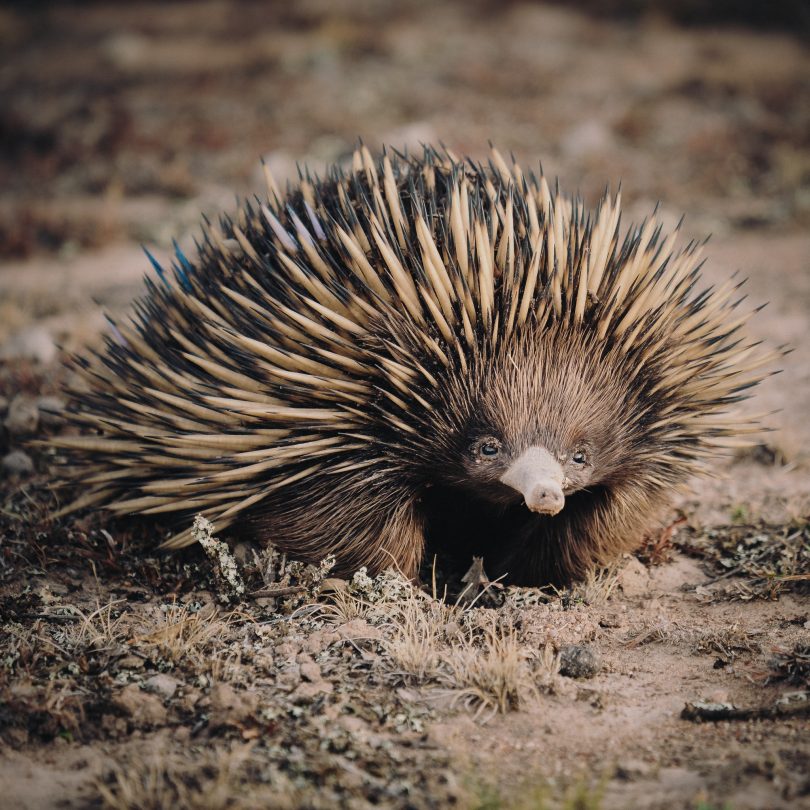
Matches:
[[1, 0, 809, 514], [2, 1, 809, 262]]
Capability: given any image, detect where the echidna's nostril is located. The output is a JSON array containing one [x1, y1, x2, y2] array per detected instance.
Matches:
[[525, 484, 565, 515]]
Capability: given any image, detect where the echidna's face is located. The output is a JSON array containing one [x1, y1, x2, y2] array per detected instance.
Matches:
[[460, 436, 596, 516], [429, 327, 633, 520]]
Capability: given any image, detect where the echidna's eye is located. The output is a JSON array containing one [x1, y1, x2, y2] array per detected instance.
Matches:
[[480, 441, 500, 458], [572, 451, 587, 465]]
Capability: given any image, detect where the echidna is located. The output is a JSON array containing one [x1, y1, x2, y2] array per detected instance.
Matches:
[[55, 145, 777, 585]]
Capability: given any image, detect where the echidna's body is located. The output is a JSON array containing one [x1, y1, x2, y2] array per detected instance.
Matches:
[[57, 146, 776, 585]]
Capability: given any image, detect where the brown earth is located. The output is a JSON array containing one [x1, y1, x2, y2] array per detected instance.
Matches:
[[1, 3, 808, 809]]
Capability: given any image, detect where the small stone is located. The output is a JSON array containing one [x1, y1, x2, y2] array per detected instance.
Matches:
[[276, 663, 302, 689], [559, 644, 602, 679], [4, 395, 39, 436], [112, 684, 167, 727], [616, 556, 650, 597], [0, 396, 9, 416], [303, 629, 340, 654], [36, 396, 66, 428], [144, 673, 182, 700], [599, 612, 624, 629], [443, 621, 462, 640], [0, 326, 57, 364], [291, 679, 333, 703], [615, 759, 649, 781], [300, 662, 322, 683], [2, 450, 34, 476], [116, 655, 144, 670], [320, 577, 349, 594], [208, 683, 259, 727], [336, 619, 380, 641]]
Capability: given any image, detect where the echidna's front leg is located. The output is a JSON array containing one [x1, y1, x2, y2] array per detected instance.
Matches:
[[254, 480, 425, 580]]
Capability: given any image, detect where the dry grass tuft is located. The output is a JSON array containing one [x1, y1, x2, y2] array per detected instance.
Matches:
[[768, 644, 810, 689], [438, 619, 547, 718], [370, 573, 555, 719], [96, 744, 299, 810], [570, 566, 620, 607], [675, 521, 810, 600], [381, 597, 447, 681], [130, 602, 244, 669], [53, 599, 131, 653]]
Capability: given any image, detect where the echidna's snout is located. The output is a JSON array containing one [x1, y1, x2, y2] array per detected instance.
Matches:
[[500, 446, 565, 515]]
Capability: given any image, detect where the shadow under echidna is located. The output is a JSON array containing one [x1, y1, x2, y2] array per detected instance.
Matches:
[[53, 145, 780, 587]]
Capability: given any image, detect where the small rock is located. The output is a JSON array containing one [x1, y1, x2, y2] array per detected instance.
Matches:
[[2, 450, 34, 476], [615, 759, 649, 781], [291, 679, 333, 703], [599, 612, 624, 629], [303, 629, 340, 654], [100, 32, 150, 70], [177, 687, 202, 714], [0, 396, 8, 416], [443, 621, 463, 640], [300, 662, 322, 683], [36, 396, 66, 428], [616, 556, 650, 597], [208, 683, 259, 727], [559, 644, 602, 679], [707, 689, 730, 704], [116, 655, 144, 670], [144, 674, 182, 700], [336, 619, 381, 641], [0, 326, 57, 364], [4, 395, 39, 436], [320, 577, 349, 594], [277, 663, 302, 690], [112, 684, 167, 727]]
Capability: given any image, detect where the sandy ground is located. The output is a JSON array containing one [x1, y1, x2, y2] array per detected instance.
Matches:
[[1, 3, 809, 808]]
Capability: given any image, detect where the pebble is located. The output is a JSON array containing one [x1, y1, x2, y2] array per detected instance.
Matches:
[[144, 673, 183, 700], [2, 450, 34, 476], [615, 759, 649, 781], [559, 644, 602, 679], [299, 661, 322, 683], [291, 679, 334, 703], [0, 326, 57, 364], [616, 556, 651, 597], [4, 395, 39, 436], [112, 684, 167, 727], [207, 682, 259, 728]]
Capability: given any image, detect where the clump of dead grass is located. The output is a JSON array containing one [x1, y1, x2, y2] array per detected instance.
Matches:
[[51, 599, 131, 654], [625, 619, 763, 661], [436, 618, 550, 717], [247, 544, 336, 612], [768, 644, 810, 689], [96, 744, 300, 810], [570, 565, 621, 607], [130, 601, 245, 671], [676, 520, 809, 600], [381, 597, 446, 681], [341, 569, 558, 719]]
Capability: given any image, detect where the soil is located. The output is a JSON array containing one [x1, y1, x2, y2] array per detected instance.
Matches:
[[1, 3, 808, 809]]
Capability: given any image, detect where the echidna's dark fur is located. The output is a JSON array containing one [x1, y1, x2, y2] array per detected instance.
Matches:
[[55, 145, 777, 585]]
